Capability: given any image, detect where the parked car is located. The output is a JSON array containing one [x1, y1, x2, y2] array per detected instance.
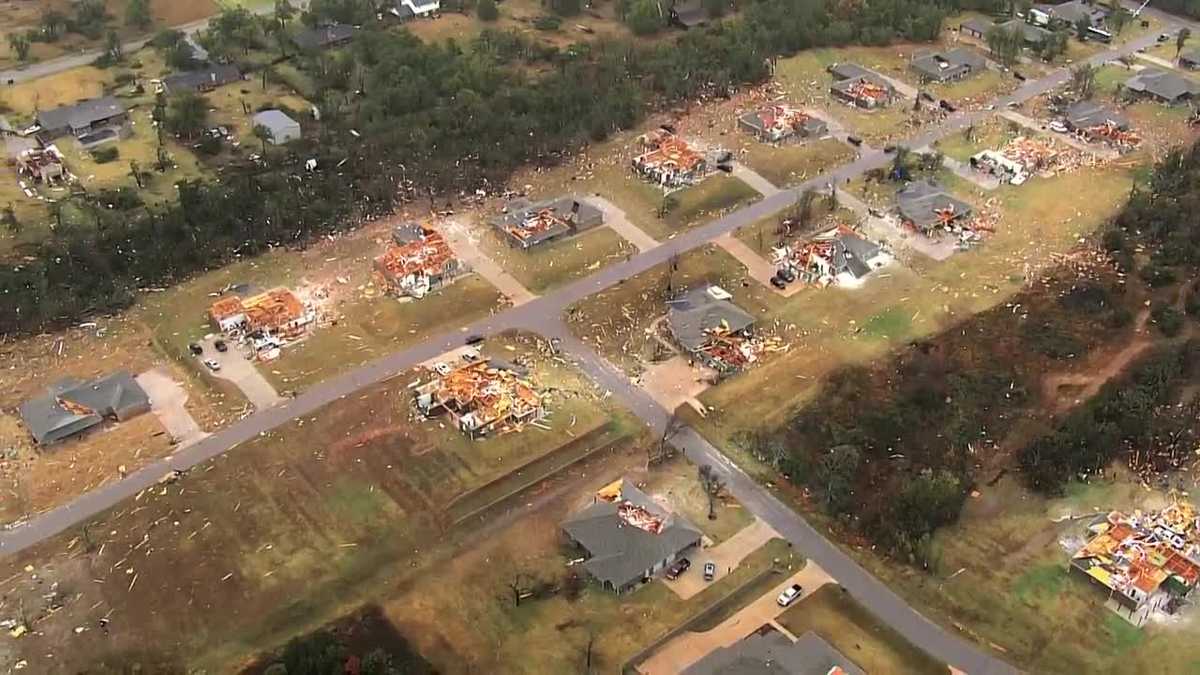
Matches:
[[919, 91, 935, 102], [939, 99, 957, 112], [770, 275, 788, 290], [214, 339, 228, 352], [777, 583, 804, 607], [846, 135, 863, 146], [203, 359, 221, 372], [778, 267, 797, 283], [703, 562, 716, 581], [1158, 32, 1172, 43], [1048, 120, 1069, 133], [1013, 71, 1026, 82], [188, 343, 203, 356], [883, 144, 897, 154], [433, 362, 452, 376], [465, 335, 485, 345], [665, 558, 691, 580]]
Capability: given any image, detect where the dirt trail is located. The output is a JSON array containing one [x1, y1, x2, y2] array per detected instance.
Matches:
[[1041, 308, 1153, 415]]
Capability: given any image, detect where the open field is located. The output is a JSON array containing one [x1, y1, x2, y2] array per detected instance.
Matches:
[[0, 65, 113, 118], [0, 331, 649, 673], [475, 223, 636, 294], [934, 115, 1018, 161], [740, 138, 856, 188], [777, 584, 945, 675]]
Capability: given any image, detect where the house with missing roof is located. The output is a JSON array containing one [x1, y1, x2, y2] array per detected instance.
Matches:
[[292, 23, 357, 50], [666, 284, 758, 376], [36, 96, 127, 139], [895, 180, 974, 234], [561, 478, 702, 594], [209, 288, 315, 342], [683, 626, 866, 675], [827, 63, 897, 109], [19, 372, 150, 445], [490, 195, 605, 249], [1124, 69, 1200, 105], [738, 105, 828, 144], [910, 48, 987, 84], [413, 359, 545, 438], [632, 132, 709, 188], [775, 226, 890, 288], [374, 223, 462, 299], [162, 64, 242, 95]]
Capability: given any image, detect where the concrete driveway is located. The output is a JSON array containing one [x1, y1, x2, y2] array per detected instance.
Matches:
[[440, 218, 537, 305], [640, 354, 713, 413], [198, 337, 282, 410], [591, 196, 660, 252], [668, 519, 783, 600], [640, 562, 835, 675], [135, 368, 207, 447]]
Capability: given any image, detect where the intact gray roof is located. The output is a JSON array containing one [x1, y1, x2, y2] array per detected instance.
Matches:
[[1064, 100, 1129, 130], [1124, 69, 1200, 102], [252, 109, 299, 137], [996, 18, 1053, 43], [911, 48, 986, 81], [667, 285, 756, 351], [1035, 1, 1107, 25], [829, 63, 874, 82], [896, 181, 973, 229], [36, 96, 125, 131], [293, 23, 357, 50], [959, 17, 994, 34], [831, 231, 882, 279], [162, 64, 242, 93], [18, 372, 149, 445], [683, 628, 867, 675], [561, 482, 702, 589]]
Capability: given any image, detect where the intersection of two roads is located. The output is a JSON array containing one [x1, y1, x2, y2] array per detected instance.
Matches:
[[3, 6, 1197, 673]]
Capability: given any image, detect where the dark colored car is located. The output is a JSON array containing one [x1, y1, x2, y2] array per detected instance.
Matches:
[[939, 99, 957, 112], [770, 276, 788, 290], [214, 339, 228, 352], [919, 91, 935, 102], [883, 145, 897, 154], [846, 135, 863, 146], [665, 558, 691, 580], [465, 335, 485, 345], [188, 343, 203, 356], [1013, 71, 1026, 82]]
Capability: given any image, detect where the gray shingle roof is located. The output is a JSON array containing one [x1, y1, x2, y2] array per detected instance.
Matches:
[[911, 48, 986, 81], [18, 371, 149, 445], [162, 64, 242, 94], [1064, 100, 1129, 130], [831, 230, 882, 279], [292, 23, 357, 50], [36, 96, 125, 132], [562, 482, 702, 590], [1124, 69, 1200, 102], [960, 17, 994, 35], [1035, 1, 1108, 26], [896, 181, 974, 229], [667, 285, 756, 352], [996, 18, 1052, 44], [252, 109, 299, 138], [683, 629, 867, 675]]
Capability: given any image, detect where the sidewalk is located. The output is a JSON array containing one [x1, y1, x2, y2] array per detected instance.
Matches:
[[716, 233, 803, 297], [440, 219, 537, 305], [591, 195, 660, 252], [732, 164, 783, 197]]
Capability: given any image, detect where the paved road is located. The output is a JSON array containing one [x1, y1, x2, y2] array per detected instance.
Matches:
[[0, 18, 1184, 673]]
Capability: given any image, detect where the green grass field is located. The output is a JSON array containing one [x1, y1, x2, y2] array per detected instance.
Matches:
[[740, 138, 856, 188], [476, 224, 636, 294]]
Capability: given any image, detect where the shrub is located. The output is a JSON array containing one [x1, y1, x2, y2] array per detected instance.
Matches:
[[1153, 305, 1184, 337], [533, 15, 562, 30], [91, 146, 120, 163], [1140, 263, 1177, 288], [477, 0, 499, 21]]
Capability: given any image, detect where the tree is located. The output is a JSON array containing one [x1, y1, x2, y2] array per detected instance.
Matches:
[[74, 0, 109, 38], [126, 0, 152, 29], [791, 188, 817, 235], [1106, 6, 1130, 36], [651, 411, 684, 465], [703, 0, 727, 19], [1, 203, 19, 235], [697, 464, 727, 520], [274, 0, 296, 30], [39, 10, 68, 41], [626, 0, 666, 35], [165, 92, 209, 139], [7, 33, 31, 62], [985, 24, 1023, 65], [1178, 27, 1192, 58], [253, 124, 276, 153], [103, 29, 124, 63], [1071, 63, 1098, 99], [550, 0, 582, 16], [890, 145, 912, 181], [1073, 16, 1091, 39], [814, 444, 861, 513], [1035, 29, 1067, 62], [478, 0, 500, 21], [128, 160, 145, 189]]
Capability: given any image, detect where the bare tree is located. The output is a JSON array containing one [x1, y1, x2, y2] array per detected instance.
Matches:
[[650, 410, 685, 465], [698, 464, 726, 520]]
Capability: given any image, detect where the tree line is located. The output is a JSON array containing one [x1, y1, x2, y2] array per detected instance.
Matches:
[[0, 0, 1002, 336]]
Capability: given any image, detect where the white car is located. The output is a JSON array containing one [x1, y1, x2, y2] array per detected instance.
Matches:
[[203, 359, 221, 372], [777, 583, 804, 607], [1048, 120, 1069, 133]]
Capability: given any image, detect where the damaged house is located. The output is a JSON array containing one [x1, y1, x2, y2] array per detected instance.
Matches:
[[910, 48, 987, 84], [491, 196, 604, 249], [632, 132, 709, 188], [775, 226, 890, 288], [414, 359, 545, 438], [1063, 101, 1139, 149], [16, 147, 68, 184], [828, 63, 897, 110], [896, 180, 974, 235], [738, 105, 828, 144], [19, 372, 150, 445], [562, 478, 702, 594], [209, 288, 315, 343], [1070, 502, 1200, 626], [666, 284, 759, 376], [374, 222, 462, 298], [1123, 69, 1200, 105], [35, 96, 127, 140]]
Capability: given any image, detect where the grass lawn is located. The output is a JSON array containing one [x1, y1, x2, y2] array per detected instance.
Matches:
[[642, 457, 757, 544], [653, 176, 761, 239], [0, 66, 114, 120], [935, 115, 1020, 161], [740, 138, 856, 188], [776, 584, 945, 675], [476, 224, 636, 294], [203, 77, 312, 148], [930, 68, 1017, 106], [732, 199, 858, 257], [262, 275, 505, 390]]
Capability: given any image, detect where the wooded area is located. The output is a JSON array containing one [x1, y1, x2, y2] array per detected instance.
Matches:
[[0, 0, 1005, 336]]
